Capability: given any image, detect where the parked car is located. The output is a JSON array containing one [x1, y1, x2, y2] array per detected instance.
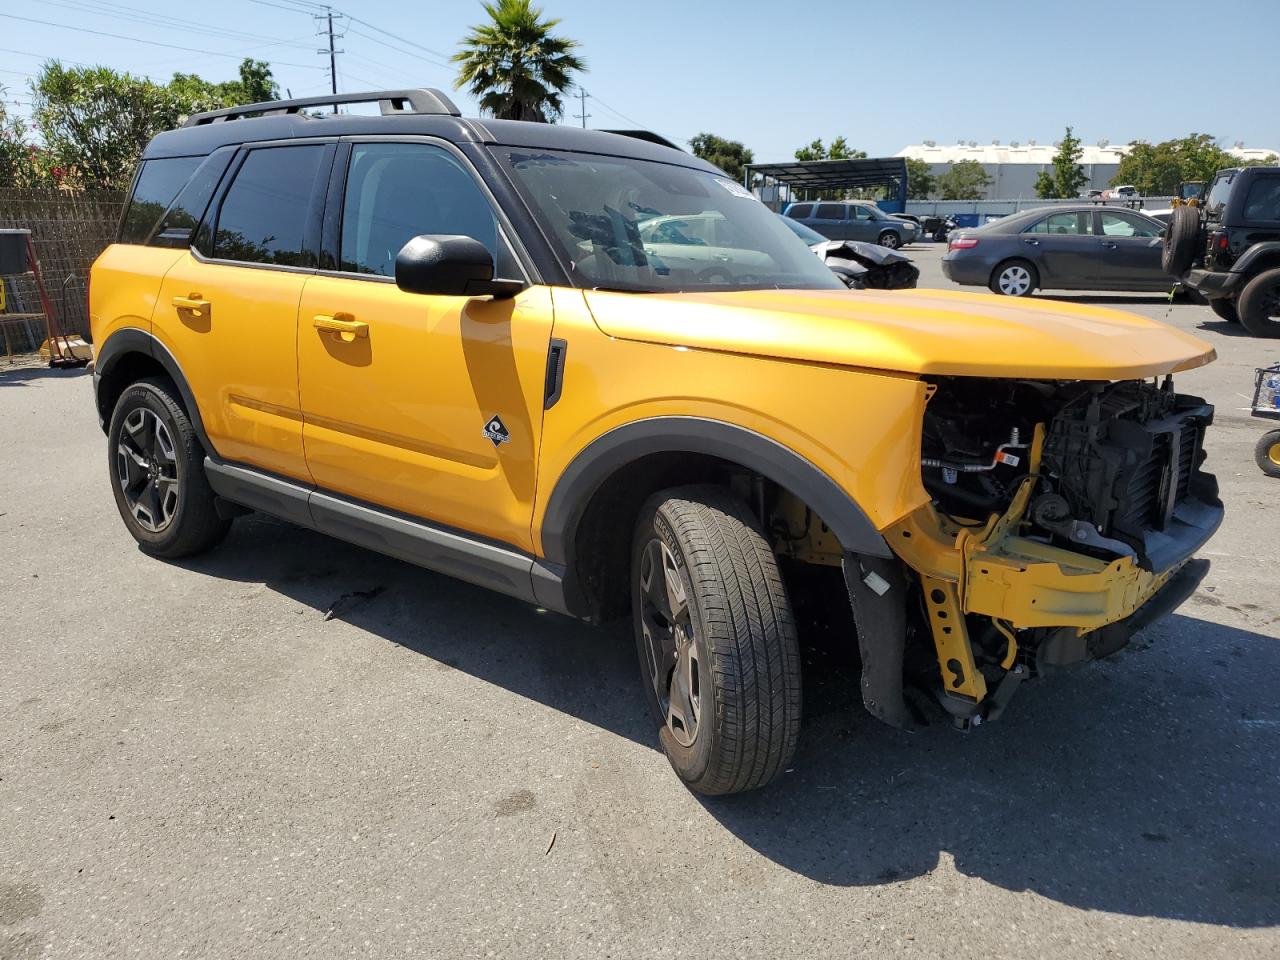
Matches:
[[636, 211, 778, 282], [1163, 165, 1280, 336], [91, 87, 1222, 796], [942, 205, 1172, 296], [783, 200, 919, 248], [779, 215, 919, 288]]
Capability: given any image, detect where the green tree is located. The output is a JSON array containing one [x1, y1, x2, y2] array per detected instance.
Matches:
[[905, 157, 934, 200], [1113, 133, 1279, 195], [792, 136, 867, 198], [688, 132, 753, 181], [32, 60, 281, 188], [452, 0, 585, 123], [1034, 128, 1088, 199], [936, 159, 991, 200]]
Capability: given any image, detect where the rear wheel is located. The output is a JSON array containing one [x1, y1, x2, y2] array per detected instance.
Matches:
[[1238, 268, 1280, 338], [107, 377, 230, 558], [1162, 205, 1201, 275], [877, 230, 901, 249], [1209, 298, 1240, 323], [631, 486, 801, 795], [989, 259, 1038, 296], [1256, 430, 1280, 478]]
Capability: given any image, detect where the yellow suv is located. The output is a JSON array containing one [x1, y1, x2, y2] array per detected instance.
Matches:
[[91, 89, 1223, 794]]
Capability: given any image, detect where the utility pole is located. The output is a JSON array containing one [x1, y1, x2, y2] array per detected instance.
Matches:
[[315, 7, 344, 112], [572, 87, 591, 129]]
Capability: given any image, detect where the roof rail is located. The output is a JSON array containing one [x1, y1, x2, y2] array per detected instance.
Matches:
[[182, 88, 461, 127]]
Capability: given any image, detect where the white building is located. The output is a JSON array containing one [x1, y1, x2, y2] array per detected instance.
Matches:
[[895, 141, 1280, 199]]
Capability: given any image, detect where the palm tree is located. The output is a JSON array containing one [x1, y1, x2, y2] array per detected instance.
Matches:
[[452, 0, 585, 123]]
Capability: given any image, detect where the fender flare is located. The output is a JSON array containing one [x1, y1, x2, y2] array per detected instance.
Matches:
[[94, 327, 214, 453], [1232, 241, 1280, 277], [539, 416, 892, 565]]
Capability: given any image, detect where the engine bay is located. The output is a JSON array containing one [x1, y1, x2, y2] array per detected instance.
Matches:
[[921, 375, 1218, 570]]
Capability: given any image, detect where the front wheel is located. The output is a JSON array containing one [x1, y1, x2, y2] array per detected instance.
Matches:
[[632, 486, 802, 795], [107, 377, 230, 558], [1257, 429, 1280, 478], [989, 259, 1038, 296], [877, 230, 901, 249], [1238, 268, 1280, 338]]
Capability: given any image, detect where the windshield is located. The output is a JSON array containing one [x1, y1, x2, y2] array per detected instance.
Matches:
[[778, 215, 827, 244], [499, 149, 843, 293]]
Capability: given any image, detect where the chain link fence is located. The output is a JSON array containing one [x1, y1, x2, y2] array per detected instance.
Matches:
[[0, 188, 126, 356]]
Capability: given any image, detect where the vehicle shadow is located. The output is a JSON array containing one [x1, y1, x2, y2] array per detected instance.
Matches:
[[1196, 319, 1256, 338], [173, 514, 1279, 929], [1040, 293, 1174, 306], [0, 365, 90, 385]]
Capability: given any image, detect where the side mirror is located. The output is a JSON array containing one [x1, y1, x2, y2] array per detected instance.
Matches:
[[394, 234, 524, 299]]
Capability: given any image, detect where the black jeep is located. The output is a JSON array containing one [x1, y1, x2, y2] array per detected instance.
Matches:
[[1164, 165, 1280, 337]]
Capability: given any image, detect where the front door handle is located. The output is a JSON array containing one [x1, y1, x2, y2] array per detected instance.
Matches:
[[172, 295, 210, 316], [1100, 241, 1118, 249], [1023, 239, 1040, 246], [313, 314, 369, 342]]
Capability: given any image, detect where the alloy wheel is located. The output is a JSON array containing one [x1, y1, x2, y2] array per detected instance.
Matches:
[[116, 407, 180, 532], [879, 232, 901, 249], [998, 264, 1032, 296], [638, 539, 701, 747]]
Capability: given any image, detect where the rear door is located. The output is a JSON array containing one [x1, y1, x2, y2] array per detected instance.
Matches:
[[812, 202, 848, 239], [1019, 211, 1095, 288], [1093, 209, 1167, 289], [154, 141, 333, 481]]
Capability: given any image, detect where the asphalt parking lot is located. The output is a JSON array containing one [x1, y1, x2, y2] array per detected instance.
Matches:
[[2, 246, 1278, 960]]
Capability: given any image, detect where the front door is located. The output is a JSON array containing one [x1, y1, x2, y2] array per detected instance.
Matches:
[[297, 140, 553, 552], [1093, 210, 1166, 290], [153, 142, 331, 481], [848, 204, 879, 241]]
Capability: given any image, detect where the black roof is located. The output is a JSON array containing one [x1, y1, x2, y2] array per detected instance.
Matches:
[[142, 87, 715, 173]]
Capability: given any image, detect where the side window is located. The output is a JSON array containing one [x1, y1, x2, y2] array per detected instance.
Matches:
[[787, 203, 813, 219], [151, 150, 234, 248], [852, 205, 874, 220], [119, 156, 202, 244], [815, 203, 845, 220], [1243, 177, 1280, 221], [1026, 212, 1089, 235], [213, 145, 324, 267], [339, 142, 514, 277], [1100, 211, 1160, 238]]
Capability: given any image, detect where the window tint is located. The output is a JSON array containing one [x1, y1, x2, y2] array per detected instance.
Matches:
[[1243, 177, 1280, 221], [151, 150, 234, 248], [815, 203, 845, 220], [851, 205, 874, 220], [1204, 171, 1235, 217], [214, 145, 324, 266], [787, 203, 813, 219], [1099, 211, 1161, 238], [1026, 212, 1089, 235], [340, 142, 510, 277], [119, 156, 202, 244]]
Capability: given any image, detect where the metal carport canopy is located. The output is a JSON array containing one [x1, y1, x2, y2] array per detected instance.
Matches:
[[744, 157, 907, 190]]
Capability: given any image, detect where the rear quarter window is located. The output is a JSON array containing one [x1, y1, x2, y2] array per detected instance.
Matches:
[[1243, 177, 1280, 222], [787, 203, 813, 219], [119, 156, 203, 244]]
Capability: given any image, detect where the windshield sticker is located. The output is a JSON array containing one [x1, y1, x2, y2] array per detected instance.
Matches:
[[713, 177, 759, 201]]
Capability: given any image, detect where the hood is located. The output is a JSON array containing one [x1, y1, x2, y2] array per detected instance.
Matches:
[[582, 287, 1216, 380]]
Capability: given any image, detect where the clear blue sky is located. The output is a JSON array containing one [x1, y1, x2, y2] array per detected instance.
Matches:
[[3, 0, 1278, 159]]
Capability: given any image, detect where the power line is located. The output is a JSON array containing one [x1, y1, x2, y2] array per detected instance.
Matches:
[[39, 0, 317, 50], [572, 87, 590, 129], [0, 13, 325, 69]]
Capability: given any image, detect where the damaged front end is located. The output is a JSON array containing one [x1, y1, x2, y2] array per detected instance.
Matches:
[[852, 375, 1222, 728]]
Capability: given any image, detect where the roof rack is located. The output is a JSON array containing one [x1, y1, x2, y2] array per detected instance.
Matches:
[[182, 88, 461, 127]]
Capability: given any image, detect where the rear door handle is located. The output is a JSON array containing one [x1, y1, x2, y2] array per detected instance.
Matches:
[[172, 295, 209, 315], [1101, 241, 1118, 249], [313, 314, 369, 342]]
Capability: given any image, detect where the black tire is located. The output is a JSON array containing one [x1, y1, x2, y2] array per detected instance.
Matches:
[[107, 377, 230, 558], [1209, 297, 1240, 323], [631, 486, 801, 795], [877, 230, 901, 249], [1256, 430, 1280, 479], [1237, 267, 1280, 338], [1162, 205, 1201, 275], [988, 258, 1038, 296]]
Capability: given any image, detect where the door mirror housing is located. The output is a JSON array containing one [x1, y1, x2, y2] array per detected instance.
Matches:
[[394, 234, 524, 299]]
